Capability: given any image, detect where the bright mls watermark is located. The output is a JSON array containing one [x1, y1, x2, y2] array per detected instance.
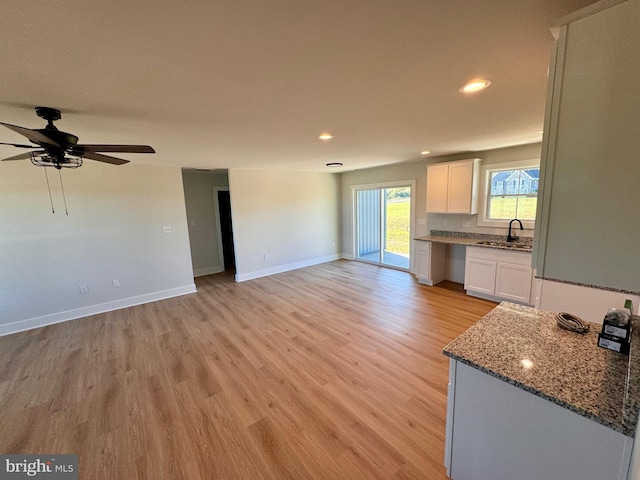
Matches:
[[0, 455, 77, 479]]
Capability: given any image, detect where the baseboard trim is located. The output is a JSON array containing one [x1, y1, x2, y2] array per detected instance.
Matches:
[[0, 284, 197, 337], [235, 254, 341, 282], [194, 266, 224, 277], [342, 253, 354, 260]]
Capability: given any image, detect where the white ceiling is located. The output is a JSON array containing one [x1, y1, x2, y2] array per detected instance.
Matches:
[[0, 0, 597, 172]]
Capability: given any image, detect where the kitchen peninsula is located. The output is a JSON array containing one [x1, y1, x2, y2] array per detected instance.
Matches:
[[443, 302, 639, 480]]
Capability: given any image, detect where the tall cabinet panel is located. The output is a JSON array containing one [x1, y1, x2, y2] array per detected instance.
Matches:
[[533, 0, 640, 293]]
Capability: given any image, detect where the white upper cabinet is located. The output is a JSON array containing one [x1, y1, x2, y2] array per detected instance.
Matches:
[[425, 163, 449, 212], [426, 158, 481, 214]]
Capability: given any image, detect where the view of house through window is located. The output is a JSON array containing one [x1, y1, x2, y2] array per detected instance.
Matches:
[[488, 167, 539, 220]]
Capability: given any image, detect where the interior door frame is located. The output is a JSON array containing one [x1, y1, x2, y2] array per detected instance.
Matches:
[[351, 179, 416, 272]]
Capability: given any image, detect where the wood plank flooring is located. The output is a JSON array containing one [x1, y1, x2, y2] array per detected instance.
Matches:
[[0, 260, 496, 479]]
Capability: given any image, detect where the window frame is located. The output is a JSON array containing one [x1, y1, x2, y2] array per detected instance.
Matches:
[[476, 159, 540, 229]]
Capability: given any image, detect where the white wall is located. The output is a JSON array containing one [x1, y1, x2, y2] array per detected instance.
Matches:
[[182, 170, 229, 276], [0, 161, 195, 336], [228, 169, 341, 281]]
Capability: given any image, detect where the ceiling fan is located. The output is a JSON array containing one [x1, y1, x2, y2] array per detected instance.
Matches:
[[0, 106, 155, 169]]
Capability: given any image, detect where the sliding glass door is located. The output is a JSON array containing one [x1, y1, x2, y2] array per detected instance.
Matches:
[[355, 185, 412, 270]]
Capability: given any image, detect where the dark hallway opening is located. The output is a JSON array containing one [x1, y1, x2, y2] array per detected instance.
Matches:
[[217, 190, 236, 273]]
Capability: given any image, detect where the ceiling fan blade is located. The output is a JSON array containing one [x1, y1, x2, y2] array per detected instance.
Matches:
[[0, 142, 36, 148], [0, 122, 60, 147], [74, 144, 155, 154], [2, 150, 43, 161], [80, 151, 129, 165]]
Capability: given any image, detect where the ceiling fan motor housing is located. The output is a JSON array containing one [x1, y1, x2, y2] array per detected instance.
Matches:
[[35, 106, 62, 122]]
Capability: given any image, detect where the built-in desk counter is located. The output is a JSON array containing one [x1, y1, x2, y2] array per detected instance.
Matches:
[[414, 231, 534, 304]]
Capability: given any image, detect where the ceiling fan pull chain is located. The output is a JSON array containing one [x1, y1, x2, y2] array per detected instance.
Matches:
[[44, 167, 55, 214], [58, 168, 69, 215]]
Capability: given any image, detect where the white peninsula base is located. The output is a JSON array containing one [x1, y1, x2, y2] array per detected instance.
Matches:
[[445, 359, 633, 480]]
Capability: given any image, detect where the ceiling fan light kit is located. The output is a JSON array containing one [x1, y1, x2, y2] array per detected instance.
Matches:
[[30, 151, 83, 169]]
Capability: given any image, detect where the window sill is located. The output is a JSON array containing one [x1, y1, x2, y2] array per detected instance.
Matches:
[[476, 218, 535, 229]]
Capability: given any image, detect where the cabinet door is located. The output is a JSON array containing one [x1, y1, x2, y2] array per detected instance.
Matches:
[[495, 262, 532, 304], [415, 243, 431, 282], [447, 161, 473, 213], [426, 163, 449, 212], [464, 257, 496, 295]]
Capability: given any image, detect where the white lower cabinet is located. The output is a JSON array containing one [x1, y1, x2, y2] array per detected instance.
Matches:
[[464, 257, 496, 295], [415, 241, 446, 286], [445, 359, 633, 480], [464, 246, 533, 304]]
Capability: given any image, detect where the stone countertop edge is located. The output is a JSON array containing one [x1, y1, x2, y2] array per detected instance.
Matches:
[[534, 275, 640, 297], [414, 231, 533, 253], [442, 302, 640, 437]]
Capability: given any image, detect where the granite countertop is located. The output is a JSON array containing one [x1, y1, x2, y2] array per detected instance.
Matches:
[[414, 230, 533, 252], [443, 302, 640, 437]]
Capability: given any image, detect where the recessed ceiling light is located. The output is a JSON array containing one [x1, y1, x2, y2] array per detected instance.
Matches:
[[318, 133, 334, 140], [421, 150, 431, 155], [326, 162, 343, 167], [459, 79, 492, 94]]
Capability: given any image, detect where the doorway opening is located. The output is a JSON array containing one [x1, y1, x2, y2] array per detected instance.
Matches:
[[213, 187, 236, 273], [353, 182, 414, 271]]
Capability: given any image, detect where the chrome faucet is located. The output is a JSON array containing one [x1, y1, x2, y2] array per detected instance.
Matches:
[[507, 218, 523, 243]]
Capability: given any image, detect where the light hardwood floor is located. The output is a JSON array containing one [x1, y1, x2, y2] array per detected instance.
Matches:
[[0, 260, 496, 479]]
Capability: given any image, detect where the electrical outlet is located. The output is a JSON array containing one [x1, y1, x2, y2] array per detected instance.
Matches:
[[463, 220, 471, 228], [162, 225, 172, 233], [79, 284, 89, 294], [113, 279, 121, 288], [443, 219, 449, 226], [264, 254, 268, 260]]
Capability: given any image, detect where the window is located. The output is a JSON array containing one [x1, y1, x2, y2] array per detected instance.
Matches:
[[477, 160, 540, 228]]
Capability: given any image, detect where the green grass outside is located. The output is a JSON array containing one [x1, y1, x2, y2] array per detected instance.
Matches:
[[489, 196, 537, 220], [386, 200, 410, 255]]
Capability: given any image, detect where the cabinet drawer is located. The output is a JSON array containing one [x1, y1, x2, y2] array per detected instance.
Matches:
[[466, 246, 531, 265]]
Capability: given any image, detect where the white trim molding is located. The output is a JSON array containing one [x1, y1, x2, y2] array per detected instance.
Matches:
[[194, 266, 224, 277], [476, 159, 540, 229], [0, 284, 197, 337], [235, 254, 341, 282]]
